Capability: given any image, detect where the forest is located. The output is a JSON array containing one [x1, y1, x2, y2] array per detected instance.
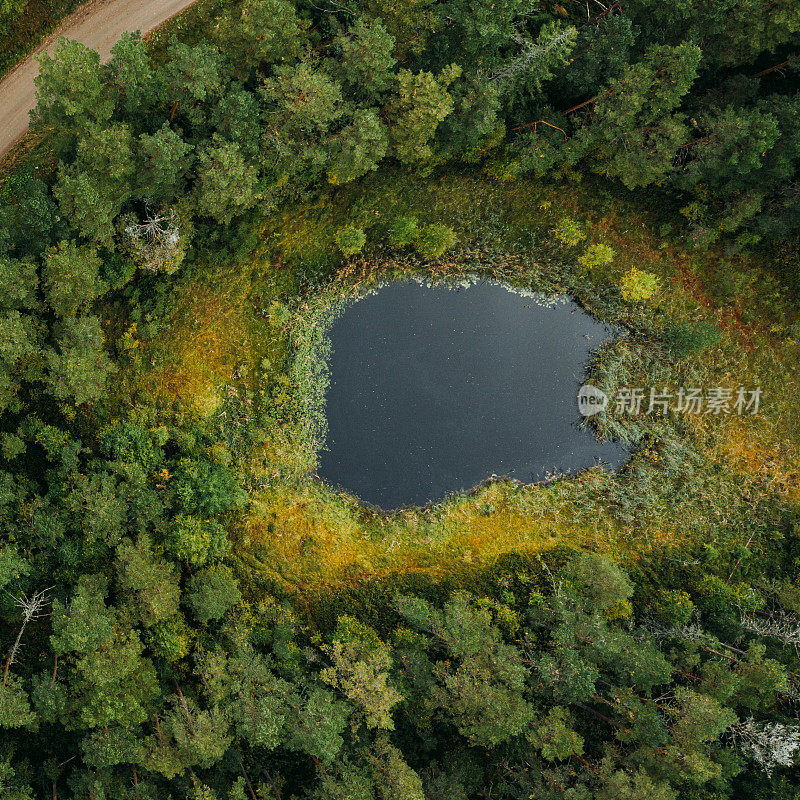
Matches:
[[0, 0, 800, 797]]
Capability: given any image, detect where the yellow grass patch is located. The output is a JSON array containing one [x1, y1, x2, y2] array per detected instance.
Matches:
[[133, 263, 274, 416], [238, 471, 687, 594]]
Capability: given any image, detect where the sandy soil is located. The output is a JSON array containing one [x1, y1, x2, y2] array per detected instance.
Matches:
[[0, 0, 196, 157]]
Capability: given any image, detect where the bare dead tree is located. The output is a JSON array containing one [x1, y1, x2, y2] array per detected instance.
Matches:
[[741, 610, 800, 655], [730, 717, 800, 775], [3, 586, 53, 685], [121, 209, 184, 274]]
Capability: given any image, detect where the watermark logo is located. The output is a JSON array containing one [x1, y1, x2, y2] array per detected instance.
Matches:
[[578, 385, 762, 417], [578, 384, 609, 416]]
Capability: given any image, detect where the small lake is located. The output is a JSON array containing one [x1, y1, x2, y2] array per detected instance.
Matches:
[[318, 280, 627, 510]]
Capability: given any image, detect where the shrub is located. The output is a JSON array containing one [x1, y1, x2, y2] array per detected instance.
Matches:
[[552, 217, 585, 248], [578, 243, 615, 274], [414, 223, 457, 258], [335, 225, 366, 257], [620, 267, 659, 302], [389, 216, 419, 247]]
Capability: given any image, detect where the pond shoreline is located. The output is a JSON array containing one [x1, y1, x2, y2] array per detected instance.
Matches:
[[308, 277, 629, 509]]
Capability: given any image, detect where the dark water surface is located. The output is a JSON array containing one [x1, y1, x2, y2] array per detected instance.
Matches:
[[318, 280, 627, 509]]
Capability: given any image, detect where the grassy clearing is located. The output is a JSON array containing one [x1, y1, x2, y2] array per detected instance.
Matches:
[[108, 167, 799, 602]]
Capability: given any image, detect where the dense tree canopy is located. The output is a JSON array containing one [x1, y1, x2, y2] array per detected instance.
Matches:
[[9, 0, 800, 247]]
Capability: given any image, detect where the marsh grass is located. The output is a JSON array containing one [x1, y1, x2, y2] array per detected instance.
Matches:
[[113, 168, 799, 599]]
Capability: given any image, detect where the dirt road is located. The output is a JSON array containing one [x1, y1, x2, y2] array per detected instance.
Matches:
[[0, 0, 197, 157]]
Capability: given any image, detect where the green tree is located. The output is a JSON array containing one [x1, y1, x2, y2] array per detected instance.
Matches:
[[104, 31, 160, 120], [0, 256, 37, 310], [321, 616, 402, 731], [45, 315, 116, 405], [327, 109, 388, 185], [32, 38, 112, 147], [0, 759, 35, 800], [550, 15, 635, 99], [669, 687, 737, 755], [262, 61, 343, 135], [436, 76, 502, 163], [564, 551, 634, 618], [530, 706, 585, 761], [285, 685, 350, 764], [50, 574, 115, 658], [0, 177, 62, 257], [367, 737, 425, 800], [360, 0, 439, 58], [186, 563, 241, 623], [146, 613, 192, 662], [195, 136, 259, 224], [80, 725, 146, 769], [169, 454, 244, 516], [53, 165, 119, 248], [0, 0, 28, 32], [165, 693, 232, 769], [65, 470, 126, 548], [312, 739, 425, 800], [627, 0, 800, 68], [578, 243, 615, 275], [136, 124, 193, 202], [596, 764, 677, 800], [396, 592, 535, 746], [582, 43, 701, 188], [50, 576, 159, 730], [331, 18, 396, 100], [76, 122, 136, 203], [215, 0, 308, 75], [0, 675, 36, 730], [261, 61, 344, 188], [387, 65, 461, 166], [673, 105, 782, 234], [210, 86, 263, 160], [0, 312, 37, 368], [116, 535, 181, 627], [42, 240, 104, 317], [201, 646, 295, 749], [164, 41, 229, 109]]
